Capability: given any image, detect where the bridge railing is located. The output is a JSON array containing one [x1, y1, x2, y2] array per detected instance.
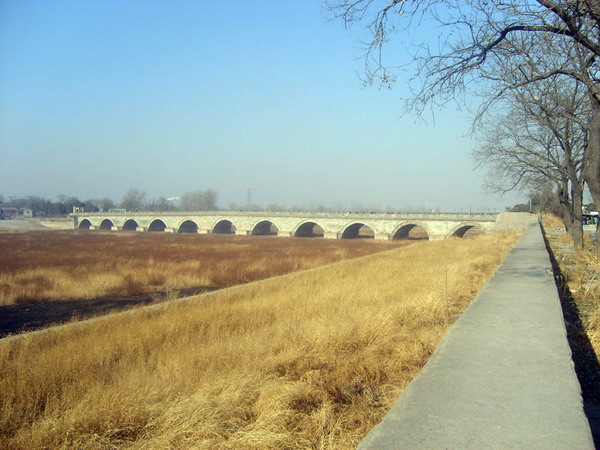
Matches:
[[71, 210, 501, 221]]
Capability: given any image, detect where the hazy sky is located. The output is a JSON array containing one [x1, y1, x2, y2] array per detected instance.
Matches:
[[0, 0, 523, 211]]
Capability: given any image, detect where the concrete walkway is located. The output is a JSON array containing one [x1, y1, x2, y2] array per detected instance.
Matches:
[[360, 225, 594, 449]]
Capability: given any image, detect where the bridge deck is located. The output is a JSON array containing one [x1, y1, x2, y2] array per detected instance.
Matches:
[[359, 225, 594, 448]]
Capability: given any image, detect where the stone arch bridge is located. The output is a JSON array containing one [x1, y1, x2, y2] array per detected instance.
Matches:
[[71, 211, 533, 241]]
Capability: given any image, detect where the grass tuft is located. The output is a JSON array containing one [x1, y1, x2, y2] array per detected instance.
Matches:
[[540, 213, 565, 229]]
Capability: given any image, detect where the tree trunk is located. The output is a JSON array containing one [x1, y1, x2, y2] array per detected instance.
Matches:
[[556, 178, 584, 249], [582, 103, 600, 248], [570, 185, 584, 249], [568, 167, 585, 251], [557, 182, 572, 232]]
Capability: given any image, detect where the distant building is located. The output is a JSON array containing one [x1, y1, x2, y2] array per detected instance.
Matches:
[[0, 207, 33, 220], [0, 207, 17, 220], [583, 210, 599, 225]]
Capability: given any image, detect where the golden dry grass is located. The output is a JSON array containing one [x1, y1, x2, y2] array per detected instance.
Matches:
[[562, 247, 600, 354], [540, 213, 565, 229], [0, 231, 396, 306], [0, 231, 518, 449], [544, 227, 600, 405]]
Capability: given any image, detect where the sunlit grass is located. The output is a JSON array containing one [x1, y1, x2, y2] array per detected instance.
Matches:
[[564, 247, 600, 354], [540, 212, 564, 229], [0, 231, 518, 448], [0, 231, 397, 305]]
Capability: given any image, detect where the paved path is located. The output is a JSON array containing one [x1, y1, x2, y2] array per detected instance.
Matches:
[[360, 225, 594, 449]]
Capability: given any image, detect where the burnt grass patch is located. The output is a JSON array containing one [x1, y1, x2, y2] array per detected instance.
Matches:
[[0, 286, 217, 338]]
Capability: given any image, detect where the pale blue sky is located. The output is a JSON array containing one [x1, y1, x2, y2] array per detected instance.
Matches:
[[0, 0, 521, 211]]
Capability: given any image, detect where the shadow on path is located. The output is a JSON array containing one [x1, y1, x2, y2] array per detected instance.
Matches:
[[543, 231, 600, 448]]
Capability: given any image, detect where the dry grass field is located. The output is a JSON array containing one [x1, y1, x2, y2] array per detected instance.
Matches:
[[568, 248, 600, 360], [0, 230, 518, 449], [0, 230, 398, 306]]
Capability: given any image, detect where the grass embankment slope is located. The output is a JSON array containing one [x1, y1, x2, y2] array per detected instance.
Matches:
[[542, 215, 600, 405], [0, 231, 518, 449], [0, 231, 390, 306], [564, 248, 600, 355]]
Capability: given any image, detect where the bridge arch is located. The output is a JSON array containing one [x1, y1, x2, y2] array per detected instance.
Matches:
[[212, 219, 237, 234], [177, 219, 199, 233], [251, 219, 279, 236], [78, 218, 92, 229], [293, 220, 325, 238], [341, 222, 375, 239], [392, 223, 430, 240], [122, 219, 139, 231], [148, 218, 167, 232], [99, 218, 114, 230], [449, 223, 484, 238]]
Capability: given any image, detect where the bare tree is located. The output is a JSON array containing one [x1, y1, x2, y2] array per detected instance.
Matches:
[[98, 198, 116, 211], [474, 76, 589, 247], [120, 188, 147, 212], [147, 197, 174, 212], [180, 190, 218, 211], [327, 1, 598, 101], [327, 0, 600, 240]]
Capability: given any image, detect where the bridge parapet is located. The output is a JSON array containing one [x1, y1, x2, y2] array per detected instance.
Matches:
[[74, 210, 500, 221]]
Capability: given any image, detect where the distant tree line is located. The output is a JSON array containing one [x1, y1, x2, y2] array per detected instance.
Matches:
[[507, 186, 596, 218], [0, 194, 116, 217], [0, 188, 219, 217], [1, 190, 505, 218], [121, 188, 218, 212]]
